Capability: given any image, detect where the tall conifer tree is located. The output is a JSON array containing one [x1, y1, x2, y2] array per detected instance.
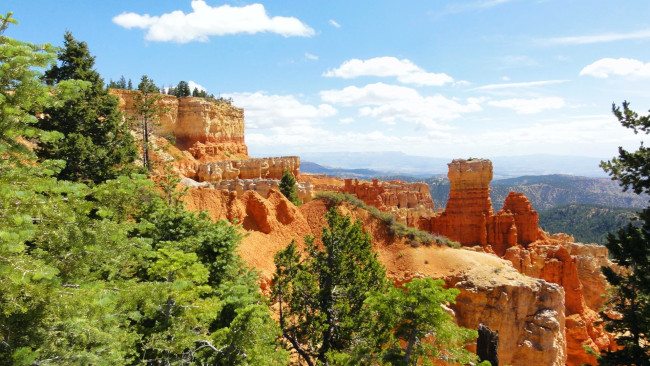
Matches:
[[598, 101, 650, 365], [37, 32, 138, 183]]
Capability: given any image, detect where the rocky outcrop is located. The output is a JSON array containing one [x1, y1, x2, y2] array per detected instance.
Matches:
[[182, 177, 313, 203], [197, 156, 300, 182], [504, 242, 616, 365], [341, 179, 434, 210], [419, 159, 542, 255], [447, 266, 567, 366], [110, 89, 247, 158], [339, 178, 435, 226]]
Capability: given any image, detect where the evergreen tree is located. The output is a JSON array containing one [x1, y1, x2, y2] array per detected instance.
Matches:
[[272, 208, 390, 365], [193, 87, 199, 97], [127, 78, 132, 90], [37, 31, 138, 183], [598, 101, 650, 365], [174, 80, 191, 97], [352, 278, 484, 365], [279, 169, 301, 205], [133, 75, 164, 171], [118, 75, 126, 89]]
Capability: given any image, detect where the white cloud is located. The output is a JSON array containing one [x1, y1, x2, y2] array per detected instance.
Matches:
[[544, 29, 650, 45], [188, 80, 206, 92], [323, 57, 454, 86], [488, 97, 565, 114], [113, 1, 314, 43], [321, 82, 482, 128], [339, 118, 354, 124], [224, 91, 337, 129], [321, 83, 420, 106], [305, 52, 319, 61], [473, 79, 569, 90], [329, 19, 341, 28], [580, 58, 650, 78]]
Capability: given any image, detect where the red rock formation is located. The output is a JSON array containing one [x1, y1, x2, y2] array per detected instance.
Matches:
[[338, 178, 435, 226], [419, 159, 541, 255], [110, 89, 248, 159]]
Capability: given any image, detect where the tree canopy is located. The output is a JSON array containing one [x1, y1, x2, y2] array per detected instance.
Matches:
[[36, 31, 138, 183], [598, 101, 650, 365]]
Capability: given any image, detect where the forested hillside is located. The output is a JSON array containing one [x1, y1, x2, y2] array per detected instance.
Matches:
[[538, 204, 639, 244]]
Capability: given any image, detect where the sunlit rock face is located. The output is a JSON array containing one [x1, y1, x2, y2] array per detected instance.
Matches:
[[196, 156, 301, 182], [419, 159, 542, 254], [110, 89, 247, 158], [446, 267, 567, 366]]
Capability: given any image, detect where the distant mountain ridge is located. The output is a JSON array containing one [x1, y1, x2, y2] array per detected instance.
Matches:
[[425, 174, 647, 211], [299, 152, 611, 178]]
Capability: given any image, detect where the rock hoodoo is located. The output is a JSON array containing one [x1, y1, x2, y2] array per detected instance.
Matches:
[[419, 159, 542, 255], [110, 89, 247, 159]]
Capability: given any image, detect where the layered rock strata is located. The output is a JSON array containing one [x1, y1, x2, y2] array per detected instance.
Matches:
[[339, 178, 436, 226], [197, 156, 300, 182], [418, 159, 542, 255], [110, 89, 247, 158], [182, 177, 313, 203]]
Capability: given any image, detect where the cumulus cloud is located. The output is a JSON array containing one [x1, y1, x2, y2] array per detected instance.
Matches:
[[329, 19, 341, 28], [305, 52, 319, 61], [580, 58, 650, 78], [488, 97, 565, 114], [321, 82, 481, 128], [224, 91, 337, 129], [113, 0, 314, 43], [323, 57, 454, 86], [188, 80, 206, 92]]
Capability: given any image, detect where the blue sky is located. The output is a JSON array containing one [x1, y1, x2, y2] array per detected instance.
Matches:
[[7, 0, 650, 159]]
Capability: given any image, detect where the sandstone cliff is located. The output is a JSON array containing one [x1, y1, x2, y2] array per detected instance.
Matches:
[[110, 89, 248, 160], [197, 156, 300, 182]]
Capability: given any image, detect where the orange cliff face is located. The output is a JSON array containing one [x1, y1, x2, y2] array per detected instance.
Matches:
[[419, 159, 542, 255], [109, 89, 248, 161]]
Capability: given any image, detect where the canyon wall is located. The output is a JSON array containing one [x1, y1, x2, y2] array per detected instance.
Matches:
[[110, 89, 247, 158]]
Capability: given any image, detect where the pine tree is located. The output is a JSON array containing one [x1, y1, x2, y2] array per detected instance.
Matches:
[[37, 31, 138, 183], [127, 78, 132, 90], [272, 208, 390, 365], [118, 75, 127, 89], [133, 75, 164, 171], [598, 101, 650, 365], [279, 169, 301, 205]]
